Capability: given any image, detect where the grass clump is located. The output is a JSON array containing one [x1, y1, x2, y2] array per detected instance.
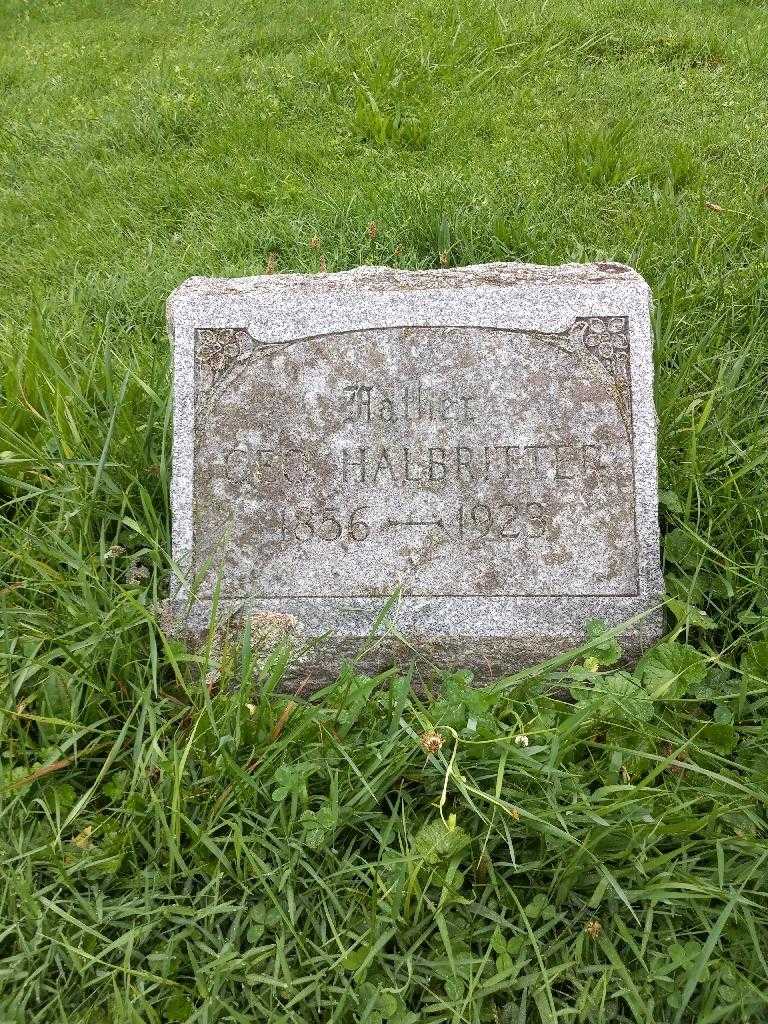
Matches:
[[2, 625, 768, 1023]]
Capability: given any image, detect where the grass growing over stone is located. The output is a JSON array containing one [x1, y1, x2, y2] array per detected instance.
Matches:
[[1, 0, 767, 1021]]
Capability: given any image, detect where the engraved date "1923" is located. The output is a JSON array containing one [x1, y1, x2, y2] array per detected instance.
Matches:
[[275, 503, 547, 543]]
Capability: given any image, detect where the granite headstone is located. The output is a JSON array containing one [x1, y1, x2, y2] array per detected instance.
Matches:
[[167, 263, 663, 677]]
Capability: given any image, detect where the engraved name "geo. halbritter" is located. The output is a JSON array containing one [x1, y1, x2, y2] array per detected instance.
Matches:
[[224, 442, 610, 486]]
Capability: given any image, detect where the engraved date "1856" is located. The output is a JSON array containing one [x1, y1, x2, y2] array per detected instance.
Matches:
[[275, 503, 547, 543]]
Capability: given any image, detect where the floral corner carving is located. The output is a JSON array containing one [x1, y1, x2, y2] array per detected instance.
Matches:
[[195, 328, 256, 396], [570, 316, 630, 378], [573, 316, 632, 437], [541, 316, 630, 372], [540, 316, 633, 437]]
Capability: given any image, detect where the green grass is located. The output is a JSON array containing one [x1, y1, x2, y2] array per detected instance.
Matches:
[[1, 0, 768, 1020]]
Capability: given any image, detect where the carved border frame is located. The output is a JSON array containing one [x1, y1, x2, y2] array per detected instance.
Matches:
[[189, 319, 640, 600]]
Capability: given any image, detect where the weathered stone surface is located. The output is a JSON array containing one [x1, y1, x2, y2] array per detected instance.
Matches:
[[167, 262, 664, 679]]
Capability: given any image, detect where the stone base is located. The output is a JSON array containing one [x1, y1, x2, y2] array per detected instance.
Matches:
[[165, 596, 665, 689]]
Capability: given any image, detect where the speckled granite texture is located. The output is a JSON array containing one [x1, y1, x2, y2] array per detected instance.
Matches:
[[167, 263, 664, 680]]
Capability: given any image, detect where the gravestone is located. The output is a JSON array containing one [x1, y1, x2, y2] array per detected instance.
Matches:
[[167, 262, 663, 678]]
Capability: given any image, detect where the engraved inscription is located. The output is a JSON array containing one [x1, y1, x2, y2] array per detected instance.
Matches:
[[223, 443, 609, 487], [343, 383, 478, 424], [269, 502, 548, 544], [193, 323, 638, 598]]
